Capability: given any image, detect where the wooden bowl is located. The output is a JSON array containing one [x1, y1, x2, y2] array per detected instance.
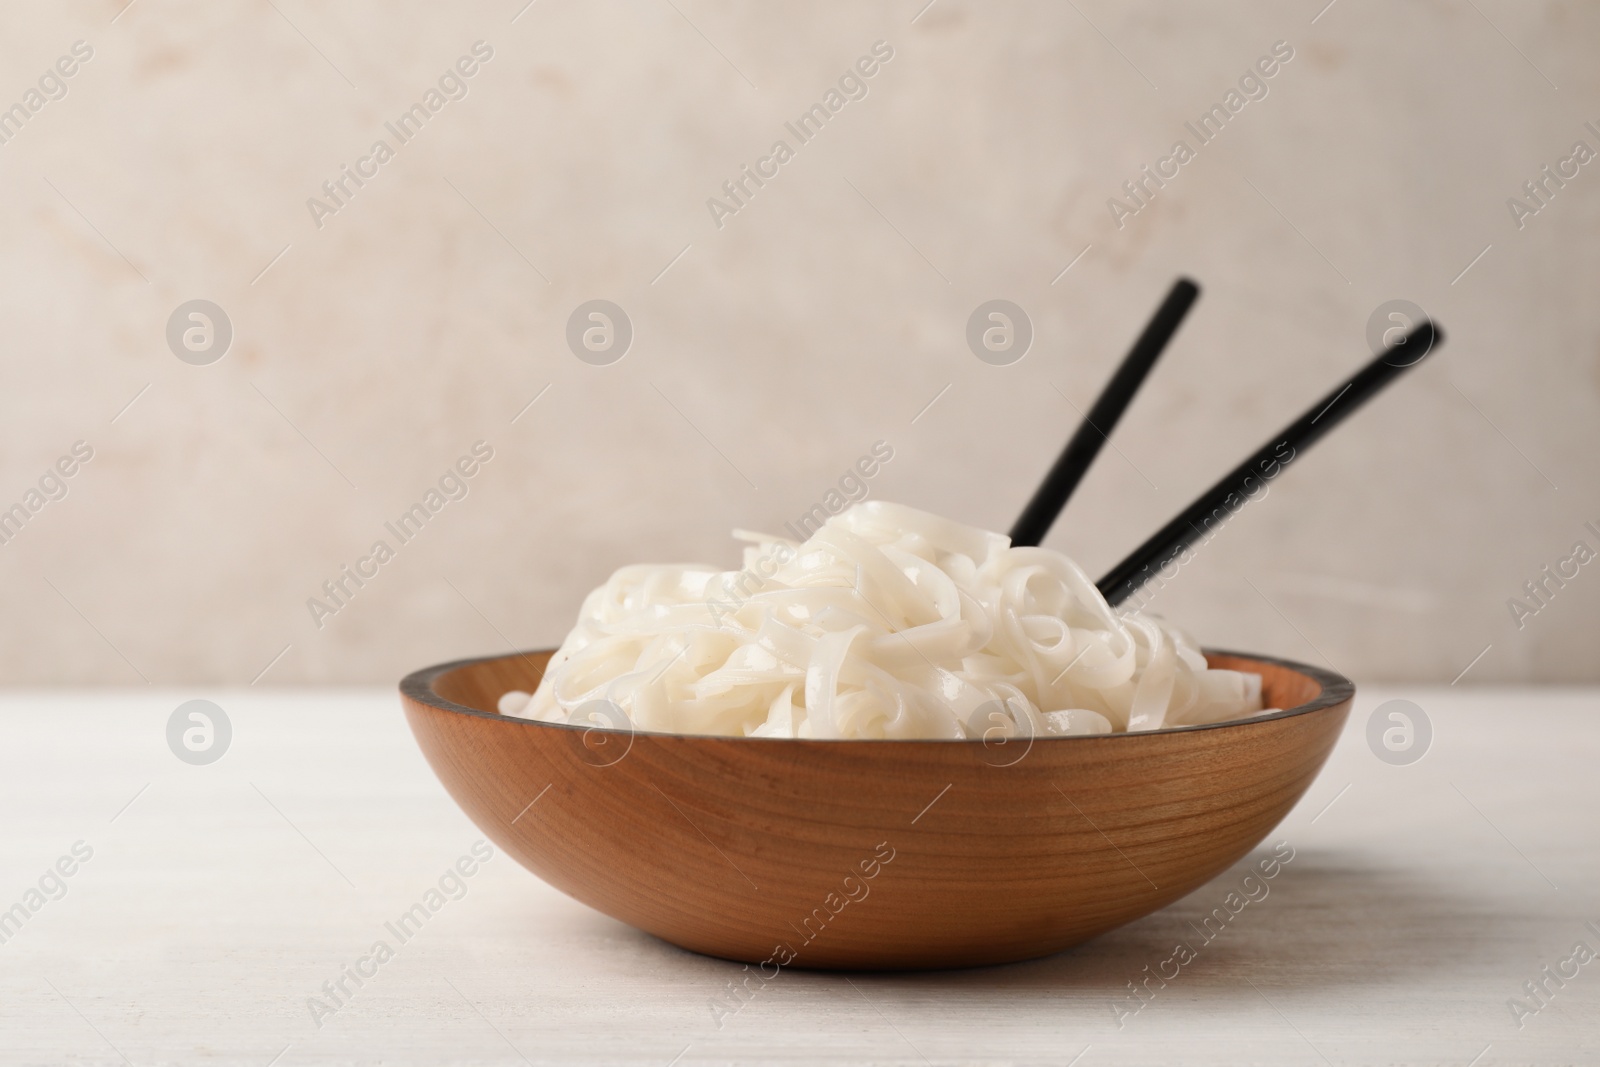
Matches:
[[401, 649, 1351, 970]]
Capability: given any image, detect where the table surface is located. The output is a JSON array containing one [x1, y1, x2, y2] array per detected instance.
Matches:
[[2, 685, 1597, 1066]]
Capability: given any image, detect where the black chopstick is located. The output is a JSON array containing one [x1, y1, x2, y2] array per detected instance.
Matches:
[[1009, 278, 1200, 547], [1097, 320, 1444, 608]]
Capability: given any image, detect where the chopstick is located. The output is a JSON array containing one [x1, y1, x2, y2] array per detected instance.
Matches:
[[1096, 320, 1444, 608], [1009, 278, 1200, 547]]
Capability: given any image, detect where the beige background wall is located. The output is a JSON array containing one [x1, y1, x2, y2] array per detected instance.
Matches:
[[0, 0, 1595, 686]]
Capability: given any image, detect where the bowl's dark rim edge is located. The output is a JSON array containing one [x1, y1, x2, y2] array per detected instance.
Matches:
[[399, 647, 1354, 743]]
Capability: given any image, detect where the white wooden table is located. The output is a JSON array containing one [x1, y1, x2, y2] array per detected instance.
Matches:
[[2, 686, 1596, 1066]]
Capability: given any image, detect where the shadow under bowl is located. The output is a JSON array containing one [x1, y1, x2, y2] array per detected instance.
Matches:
[[400, 648, 1351, 970]]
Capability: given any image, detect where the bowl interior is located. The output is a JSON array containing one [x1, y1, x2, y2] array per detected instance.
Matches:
[[413, 647, 1345, 738]]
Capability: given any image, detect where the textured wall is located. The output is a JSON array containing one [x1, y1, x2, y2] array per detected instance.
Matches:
[[0, 0, 1595, 685]]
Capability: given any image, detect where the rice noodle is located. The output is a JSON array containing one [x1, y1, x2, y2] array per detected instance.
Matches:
[[501, 502, 1269, 739]]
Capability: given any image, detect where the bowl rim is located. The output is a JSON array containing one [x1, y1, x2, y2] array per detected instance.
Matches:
[[400, 647, 1353, 743]]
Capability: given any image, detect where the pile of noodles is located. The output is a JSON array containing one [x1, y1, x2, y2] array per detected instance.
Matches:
[[500, 502, 1268, 739]]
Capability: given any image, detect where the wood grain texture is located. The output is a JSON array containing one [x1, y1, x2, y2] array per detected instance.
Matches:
[[401, 649, 1352, 970]]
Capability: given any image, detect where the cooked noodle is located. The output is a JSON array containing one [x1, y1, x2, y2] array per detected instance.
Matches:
[[501, 502, 1267, 739]]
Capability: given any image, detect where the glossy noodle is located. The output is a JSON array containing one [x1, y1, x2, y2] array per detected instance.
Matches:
[[500, 502, 1268, 739]]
